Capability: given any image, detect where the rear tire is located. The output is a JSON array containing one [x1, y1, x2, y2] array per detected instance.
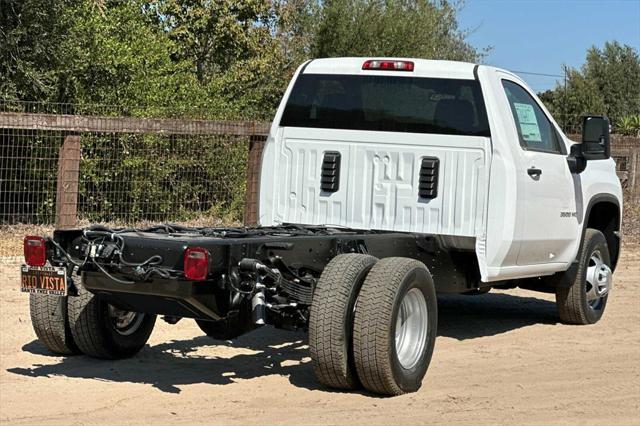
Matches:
[[556, 228, 611, 325], [68, 279, 156, 359], [309, 253, 378, 390], [353, 257, 437, 396], [29, 294, 80, 355]]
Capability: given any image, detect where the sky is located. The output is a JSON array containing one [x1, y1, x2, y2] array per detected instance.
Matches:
[[458, 0, 640, 92]]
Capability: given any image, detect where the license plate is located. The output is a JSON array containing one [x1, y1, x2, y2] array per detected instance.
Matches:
[[21, 265, 68, 296]]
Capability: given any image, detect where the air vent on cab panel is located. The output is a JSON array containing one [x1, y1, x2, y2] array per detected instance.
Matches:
[[321, 152, 341, 193], [419, 157, 439, 199]]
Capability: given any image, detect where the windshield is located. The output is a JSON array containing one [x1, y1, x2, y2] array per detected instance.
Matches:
[[280, 74, 490, 137]]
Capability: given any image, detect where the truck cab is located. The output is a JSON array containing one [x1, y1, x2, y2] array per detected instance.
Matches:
[[259, 57, 622, 282]]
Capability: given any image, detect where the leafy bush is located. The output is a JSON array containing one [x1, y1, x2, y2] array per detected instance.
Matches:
[[78, 133, 249, 223], [616, 115, 640, 136]]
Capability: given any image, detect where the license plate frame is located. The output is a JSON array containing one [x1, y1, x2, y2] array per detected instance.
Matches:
[[20, 265, 68, 296]]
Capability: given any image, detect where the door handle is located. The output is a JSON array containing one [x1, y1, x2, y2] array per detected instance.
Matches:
[[527, 167, 542, 177]]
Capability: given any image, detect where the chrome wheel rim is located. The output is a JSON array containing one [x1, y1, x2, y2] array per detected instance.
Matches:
[[108, 305, 145, 336], [395, 288, 428, 370], [585, 250, 611, 311]]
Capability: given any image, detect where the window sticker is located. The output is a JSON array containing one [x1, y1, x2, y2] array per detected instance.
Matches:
[[513, 102, 542, 143]]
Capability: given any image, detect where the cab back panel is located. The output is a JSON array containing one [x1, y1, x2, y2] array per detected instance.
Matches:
[[259, 128, 489, 238]]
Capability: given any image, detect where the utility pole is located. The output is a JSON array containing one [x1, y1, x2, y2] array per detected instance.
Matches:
[[562, 65, 568, 133]]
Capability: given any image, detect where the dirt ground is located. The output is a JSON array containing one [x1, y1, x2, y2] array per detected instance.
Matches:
[[0, 249, 638, 425]]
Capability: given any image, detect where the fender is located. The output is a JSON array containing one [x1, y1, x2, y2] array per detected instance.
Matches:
[[579, 193, 621, 270], [545, 193, 621, 290]]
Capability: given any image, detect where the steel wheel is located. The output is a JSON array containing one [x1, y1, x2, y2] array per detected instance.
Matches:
[[395, 288, 429, 370], [585, 249, 612, 311], [108, 305, 145, 336]]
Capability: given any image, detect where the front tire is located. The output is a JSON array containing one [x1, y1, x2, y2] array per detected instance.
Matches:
[[353, 257, 437, 396], [556, 228, 611, 325], [68, 279, 156, 359]]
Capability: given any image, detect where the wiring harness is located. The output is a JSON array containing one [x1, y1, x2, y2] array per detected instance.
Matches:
[[50, 225, 181, 284]]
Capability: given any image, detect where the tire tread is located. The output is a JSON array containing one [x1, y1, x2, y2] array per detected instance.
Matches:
[[67, 279, 155, 359], [29, 294, 79, 355], [353, 257, 428, 396], [556, 228, 609, 325], [309, 253, 377, 390], [68, 284, 112, 358]]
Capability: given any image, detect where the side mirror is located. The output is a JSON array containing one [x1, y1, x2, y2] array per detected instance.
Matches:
[[567, 144, 587, 174], [581, 115, 610, 160]]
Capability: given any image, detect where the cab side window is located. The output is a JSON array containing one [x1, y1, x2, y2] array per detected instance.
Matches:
[[502, 80, 560, 153]]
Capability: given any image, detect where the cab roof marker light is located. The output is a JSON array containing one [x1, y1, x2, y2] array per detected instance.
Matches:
[[362, 60, 414, 71]]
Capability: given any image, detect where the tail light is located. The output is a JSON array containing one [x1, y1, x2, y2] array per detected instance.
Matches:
[[24, 236, 46, 267], [362, 60, 414, 71], [184, 247, 209, 281]]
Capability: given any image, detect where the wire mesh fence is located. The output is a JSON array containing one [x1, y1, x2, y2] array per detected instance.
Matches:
[[0, 100, 269, 226], [77, 133, 249, 223], [0, 127, 62, 224]]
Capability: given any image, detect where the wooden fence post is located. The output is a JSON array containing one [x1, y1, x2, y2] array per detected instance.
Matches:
[[244, 135, 267, 225], [55, 134, 81, 229]]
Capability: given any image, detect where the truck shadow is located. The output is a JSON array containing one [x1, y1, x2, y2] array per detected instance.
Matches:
[[437, 291, 558, 340], [9, 292, 557, 394], [12, 328, 316, 394]]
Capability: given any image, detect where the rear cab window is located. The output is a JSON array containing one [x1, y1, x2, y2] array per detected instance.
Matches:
[[280, 74, 491, 137]]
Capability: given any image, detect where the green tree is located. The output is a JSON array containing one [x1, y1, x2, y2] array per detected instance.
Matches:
[[2, 0, 485, 119], [271, 0, 321, 68], [65, 1, 200, 113], [143, 0, 292, 119], [0, 0, 74, 103], [0, 0, 203, 114], [153, 0, 274, 83], [312, 0, 483, 62], [542, 42, 640, 133], [583, 42, 640, 125]]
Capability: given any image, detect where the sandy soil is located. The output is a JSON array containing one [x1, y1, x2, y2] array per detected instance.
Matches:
[[0, 249, 638, 425]]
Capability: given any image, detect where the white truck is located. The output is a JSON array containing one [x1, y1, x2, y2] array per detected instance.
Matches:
[[22, 58, 622, 396]]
